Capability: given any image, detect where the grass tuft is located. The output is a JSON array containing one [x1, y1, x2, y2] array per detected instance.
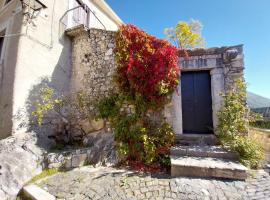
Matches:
[[28, 168, 60, 184]]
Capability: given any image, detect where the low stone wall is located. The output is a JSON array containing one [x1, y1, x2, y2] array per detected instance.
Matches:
[[45, 131, 118, 169]]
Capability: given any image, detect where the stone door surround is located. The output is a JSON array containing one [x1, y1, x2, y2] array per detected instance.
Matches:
[[172, 45, 244, 135]]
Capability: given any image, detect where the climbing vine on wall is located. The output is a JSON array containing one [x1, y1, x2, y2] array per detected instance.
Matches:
[[114, 24, 180, 108], [98, 24, 183, 171]]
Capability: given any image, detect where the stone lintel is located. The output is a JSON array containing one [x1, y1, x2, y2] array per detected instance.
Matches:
[[181, 44, 243, 57]]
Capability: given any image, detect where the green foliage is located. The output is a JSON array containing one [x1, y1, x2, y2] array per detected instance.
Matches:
[[97, 94, 121, 119], [217, 79, 264, 168], [230, 136, 263, 168], [217, 79, 248, 138], [97, 93, 175, 167], [32, 87, 62, 126], [28, 168, 59, 184], [164, 19, 204, 49], [31, 88, 101, 145], [95, 25, 178, 169]]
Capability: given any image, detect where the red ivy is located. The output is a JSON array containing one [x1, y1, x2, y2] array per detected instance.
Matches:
[[114, 24, 181, 107]]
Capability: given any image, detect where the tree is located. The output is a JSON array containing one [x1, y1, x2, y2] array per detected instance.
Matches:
[[164, 19, 204, 49]]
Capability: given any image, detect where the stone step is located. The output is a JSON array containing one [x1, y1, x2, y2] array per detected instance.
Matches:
[[175, 134, 218, 146], [23, 184, 56, 200], [171, 145, 239, 160], [171, 156, 248, 180]]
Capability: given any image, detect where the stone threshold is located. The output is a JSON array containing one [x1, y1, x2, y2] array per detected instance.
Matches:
[[23, 184, 56, 200], [171, 145, 239, 160]]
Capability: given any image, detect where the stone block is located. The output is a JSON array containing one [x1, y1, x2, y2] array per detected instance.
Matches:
[[71, 154, 87, 168], [91, 119, 104, 131], [80, 119, 94, 133], [171, 156, 247, 180], [23, 184, 56, 200]]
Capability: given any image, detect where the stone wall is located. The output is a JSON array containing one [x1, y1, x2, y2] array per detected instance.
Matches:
[[67, 26, 245, 136], [67, 26, 116, 97]]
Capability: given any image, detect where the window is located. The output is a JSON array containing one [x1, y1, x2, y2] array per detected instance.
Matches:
[[0, 30, 6, 60]]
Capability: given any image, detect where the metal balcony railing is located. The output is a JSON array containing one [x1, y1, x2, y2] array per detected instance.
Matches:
[[60, 3, 106, 31]]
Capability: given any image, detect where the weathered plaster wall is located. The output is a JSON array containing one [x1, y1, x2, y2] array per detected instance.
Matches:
[[12, 0, 73, 135], [0, 1, 122, 199], [0, 0, 74, 138], [0, 0, 22, 139], [0, 1, 72, 199]]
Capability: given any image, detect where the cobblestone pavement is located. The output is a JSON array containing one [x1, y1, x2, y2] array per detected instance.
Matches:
[[36, 167, 270, 200]]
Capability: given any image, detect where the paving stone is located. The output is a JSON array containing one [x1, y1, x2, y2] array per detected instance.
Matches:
[[32, 166, 270, 200]]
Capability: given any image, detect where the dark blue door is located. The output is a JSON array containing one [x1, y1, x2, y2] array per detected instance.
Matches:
[[181, 71, 213, 134]]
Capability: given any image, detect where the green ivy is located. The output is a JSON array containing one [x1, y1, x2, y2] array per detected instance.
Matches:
[[217, 79, 264, 168], [97, 92, 175, 167]]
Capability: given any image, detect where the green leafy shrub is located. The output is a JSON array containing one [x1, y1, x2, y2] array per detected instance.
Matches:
[[231, 136, 263, 168], [97, 93, 175, 168], [217, 79, 264, 168]]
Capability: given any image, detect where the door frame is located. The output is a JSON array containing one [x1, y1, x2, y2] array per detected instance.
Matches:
[[181, 70, 213, 134], [171, 67, 225, 135]]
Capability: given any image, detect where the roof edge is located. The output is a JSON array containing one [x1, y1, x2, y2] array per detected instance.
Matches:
[[184, 44, 243, 56], [92, 0, 124, 27]]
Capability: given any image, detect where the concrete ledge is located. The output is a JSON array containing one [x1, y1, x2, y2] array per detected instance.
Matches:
[[171, 156, 247, 180], [23, 185, 55, 200]]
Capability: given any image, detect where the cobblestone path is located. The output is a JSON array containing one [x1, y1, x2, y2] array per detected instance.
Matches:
[[36, 167, 270, 200]]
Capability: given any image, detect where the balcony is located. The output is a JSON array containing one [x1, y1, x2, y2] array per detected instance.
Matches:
[[60, 2, 106, 33]]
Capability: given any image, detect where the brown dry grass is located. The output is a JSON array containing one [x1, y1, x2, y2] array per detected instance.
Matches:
[[249, 127, 270, 162]]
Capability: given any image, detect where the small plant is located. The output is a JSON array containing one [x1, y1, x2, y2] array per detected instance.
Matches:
[[32, 87, 62, 126], [231, 136, 263, 168], [32, 88, 100, 145], [217, 79, 264, 168]]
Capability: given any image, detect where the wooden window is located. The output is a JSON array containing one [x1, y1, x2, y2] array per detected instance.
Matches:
[[0, 30, 6, 60]]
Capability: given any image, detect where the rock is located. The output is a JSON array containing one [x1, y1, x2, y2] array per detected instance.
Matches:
[[0, 132, 51, 200], [45, 132, 118, 169], [90, 119, 104, 131], [71, 154, 87, 168], [80, 119, 94, 133], [105, 48, 113, 56]]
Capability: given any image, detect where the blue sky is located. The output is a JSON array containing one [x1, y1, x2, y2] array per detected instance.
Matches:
[[107, 0, 270, 98]]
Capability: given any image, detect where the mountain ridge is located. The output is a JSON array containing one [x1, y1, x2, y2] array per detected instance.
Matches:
[[247, 91, 270, 109]]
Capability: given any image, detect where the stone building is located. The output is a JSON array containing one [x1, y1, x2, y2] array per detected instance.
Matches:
[[0, 1, 122, 199], [0, 0, 122, 139], [67, 25, 245, 136], [0, 0, 247, 199]]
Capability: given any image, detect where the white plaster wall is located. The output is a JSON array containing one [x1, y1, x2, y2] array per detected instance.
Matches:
[[12, 0, 72, 134], [87, 0, 119, 31]]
